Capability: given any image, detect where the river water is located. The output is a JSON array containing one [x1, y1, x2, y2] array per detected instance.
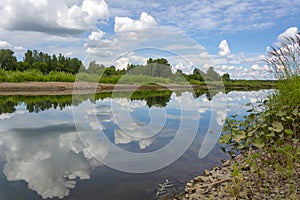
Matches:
[[0, 89, 270, 200]]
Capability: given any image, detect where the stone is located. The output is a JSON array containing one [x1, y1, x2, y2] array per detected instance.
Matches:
[[204, 169, 210, 176]]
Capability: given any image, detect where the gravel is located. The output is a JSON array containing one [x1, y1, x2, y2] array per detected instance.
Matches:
[[183, 152, 300, 200]]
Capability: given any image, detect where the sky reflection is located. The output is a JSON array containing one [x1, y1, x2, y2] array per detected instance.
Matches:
[[0, 90, 271, 199]]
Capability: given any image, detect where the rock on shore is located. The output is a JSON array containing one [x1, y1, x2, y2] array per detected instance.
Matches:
[[183, 153, 300, 199]]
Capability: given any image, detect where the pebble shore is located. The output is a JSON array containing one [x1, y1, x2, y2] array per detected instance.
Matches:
[[183, 153, 300, 199]]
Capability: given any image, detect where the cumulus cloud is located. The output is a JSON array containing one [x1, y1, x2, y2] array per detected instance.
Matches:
[[14, 46, 25, 51], [0, 127, 93, 199], [114, 12, 157, 33], [107, 0, 298, 33], [218, 40, 231, 56], [0, 0, 110, 35], [0, 106, 108, 199], [0, 40, 12, 48], [88, 30, 105, 41], [277, 27, 299, 43], [174, 62, 194, 74], [114, 52, 147, 70], [115, 57, 130, 70], [114, 129, 155, 149], [250, 64, 260, 70]]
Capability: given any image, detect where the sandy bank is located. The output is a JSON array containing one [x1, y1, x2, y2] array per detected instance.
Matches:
[[0, 82, 212, 95]]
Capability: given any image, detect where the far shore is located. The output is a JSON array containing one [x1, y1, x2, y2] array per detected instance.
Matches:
[[0, 81, 272, 96]]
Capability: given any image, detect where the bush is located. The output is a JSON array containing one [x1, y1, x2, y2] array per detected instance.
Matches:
[[219, 32, 300, 196]]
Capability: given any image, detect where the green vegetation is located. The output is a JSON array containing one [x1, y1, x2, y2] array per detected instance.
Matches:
[[224, 79, 277, 89], [219, 32, 300, 198], [0, 89, 222, 115], [0, 48, 278, 91], [0, 49, 82, 74], [0, 69, 76, 82]]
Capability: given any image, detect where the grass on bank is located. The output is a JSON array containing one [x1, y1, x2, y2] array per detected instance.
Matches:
[[219, 34, 300, 198], [0, 69, 277, 90]]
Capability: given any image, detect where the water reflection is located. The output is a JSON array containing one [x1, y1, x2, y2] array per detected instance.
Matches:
[[0, 89, 270, 199], [0, 89, 219, 115]]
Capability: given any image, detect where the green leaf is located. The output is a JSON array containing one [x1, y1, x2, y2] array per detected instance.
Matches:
[[248, 129, 255, 137], [219, 134, 231, 144], [232, 162, 239, 177], [292, 138, 299, 143], [292, 107, 298, 116], [253, 137, 265, 148], [250, 164, 258, 173], [276, 110, 286, 117], [271, 121, 284, 132], [284, 129, 293, 136], [232, 131, 246, 142], [284, 144, 292, 152]]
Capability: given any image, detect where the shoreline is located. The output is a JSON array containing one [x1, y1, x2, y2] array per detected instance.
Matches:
[[0, 82, 209, 95], [182, 150, 300, 199], [0, 81, 272, 95]]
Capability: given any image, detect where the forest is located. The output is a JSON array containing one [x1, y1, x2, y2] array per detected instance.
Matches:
[[0, 48, 231, 83]]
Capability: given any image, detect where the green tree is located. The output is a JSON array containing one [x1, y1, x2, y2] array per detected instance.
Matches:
[[103, 66, 116, 76], [87, 61, 105, 74], [50, 54, 58, 71], [68, 58, 82, 74], [222, 73, 230, 82], [206, 66, 221, 81], [192, 68, 204, 81], [31, 62, 49, 73], [24, 50, 34, 65], [146, 58, 172, 78], [16, 61, 31, 71], [0, 49, 17, 70]]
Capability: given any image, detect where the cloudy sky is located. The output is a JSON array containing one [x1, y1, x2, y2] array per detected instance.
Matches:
[[0, 0, 300, 79]]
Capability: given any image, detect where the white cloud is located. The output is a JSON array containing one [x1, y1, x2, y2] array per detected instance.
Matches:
[[57, 0, 110, 32], [0, 106, 108, 199], [115, 57, 129, 70], [65, 52, 73, 56], [0, 0, 110, 35], [251, 64, 260, 70], [114, 129, 155, 149], [218, 40, 231, 56], [277, 27, 299, 43], [0, 128, 93, 199], [114, 12, 157, 33], [0, 40, 12, 48], [88, 30, 105, 41], [106, 0, 299, 33], [0, 113, 14, 120], [114, 52, 147, 70], [14, 46, 25, 51], [174, 62, 194, 74]]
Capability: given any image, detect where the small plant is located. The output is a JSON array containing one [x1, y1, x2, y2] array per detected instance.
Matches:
[[220, 32, 300, 198], [155, 179, 183, 200], [156, 179, 173, 197]]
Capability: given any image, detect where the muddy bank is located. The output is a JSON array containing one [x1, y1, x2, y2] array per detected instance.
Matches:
[[0, 82, 214, 95]]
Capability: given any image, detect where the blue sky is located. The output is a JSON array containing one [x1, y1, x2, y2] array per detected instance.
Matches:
[[0, 0, 300, 79]]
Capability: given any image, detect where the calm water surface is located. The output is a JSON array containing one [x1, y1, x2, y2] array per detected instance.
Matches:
[[0, 90, 270, 200]]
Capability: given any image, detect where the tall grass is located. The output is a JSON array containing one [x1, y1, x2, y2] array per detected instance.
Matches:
[[266, 32, 300, 108], [219, 31, 300, 199], [0, 69, 76, 82]]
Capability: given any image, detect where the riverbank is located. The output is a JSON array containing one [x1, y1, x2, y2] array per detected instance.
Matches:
[[182, 150, 300, 199], [0, 81, 275, 95], [0, 82, 207, 95]]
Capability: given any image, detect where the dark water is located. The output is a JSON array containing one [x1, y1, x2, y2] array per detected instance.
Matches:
[[0, 89, 270, 200]]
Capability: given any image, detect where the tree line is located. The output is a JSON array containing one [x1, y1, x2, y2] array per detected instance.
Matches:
[[0, 49, 82, 74], [87, 57, 230, 81], [0, 48, 230, 81]]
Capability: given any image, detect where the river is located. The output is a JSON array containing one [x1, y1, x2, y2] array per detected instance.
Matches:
[[0, 89, 271, 200]]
